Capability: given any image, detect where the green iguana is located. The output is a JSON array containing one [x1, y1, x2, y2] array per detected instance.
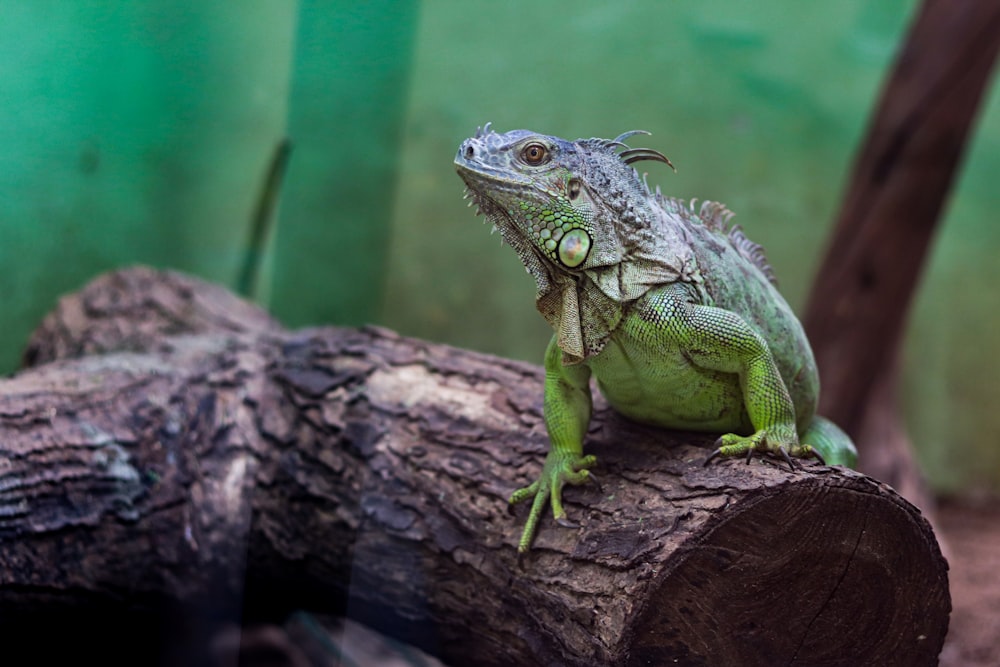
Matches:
[[454, 124, 857, 554]]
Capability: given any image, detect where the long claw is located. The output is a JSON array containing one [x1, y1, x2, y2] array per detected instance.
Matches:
[[703, 447, 723, 467], [809, 448, 827, 466], [586, 471, 603, 493], [556, 516, 580, 529], [779, 447, 797, 472], [704, 435, 728, 467]]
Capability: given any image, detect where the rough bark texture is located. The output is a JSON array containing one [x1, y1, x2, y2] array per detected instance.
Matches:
[[803, 0, 1000, 495], [1, 267, 949, 666]]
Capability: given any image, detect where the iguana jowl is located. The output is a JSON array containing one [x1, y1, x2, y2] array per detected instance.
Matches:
[[455, 124, 857, 553]]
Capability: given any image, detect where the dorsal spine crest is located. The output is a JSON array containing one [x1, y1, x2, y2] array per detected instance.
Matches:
[[658, 196, 777, 286]]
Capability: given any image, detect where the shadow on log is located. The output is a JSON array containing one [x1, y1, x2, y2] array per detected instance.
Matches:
[[0, 267, 949, 666]]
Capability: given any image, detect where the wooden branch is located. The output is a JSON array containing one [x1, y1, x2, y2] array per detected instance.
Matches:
[[1, 268, 949, 666], [804, 0, 1000, 439]]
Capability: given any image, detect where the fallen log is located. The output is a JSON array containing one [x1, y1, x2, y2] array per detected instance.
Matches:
[[0, 267, 949, 666]]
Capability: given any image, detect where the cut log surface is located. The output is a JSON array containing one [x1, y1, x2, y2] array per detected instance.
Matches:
[[0, 267, 949, 666]]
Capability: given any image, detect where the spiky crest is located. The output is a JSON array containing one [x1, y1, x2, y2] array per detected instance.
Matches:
[[645, 196, 777, 286], [727, 225, 777, 285], [584, 131, 677, 171]]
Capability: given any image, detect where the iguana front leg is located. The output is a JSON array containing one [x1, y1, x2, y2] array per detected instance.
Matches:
[[509, 335, 596, 553], [644, 285, 822, 467]]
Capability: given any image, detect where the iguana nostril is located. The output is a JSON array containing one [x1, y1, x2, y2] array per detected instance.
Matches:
[[464, 144, 475, 159]]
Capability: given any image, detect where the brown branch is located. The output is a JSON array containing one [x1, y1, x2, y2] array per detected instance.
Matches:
[[804, 0, 1000, 438], [0, 268, 949, 666]]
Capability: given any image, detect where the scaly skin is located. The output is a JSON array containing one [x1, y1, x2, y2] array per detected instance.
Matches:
[[455, 124, 857, 554]]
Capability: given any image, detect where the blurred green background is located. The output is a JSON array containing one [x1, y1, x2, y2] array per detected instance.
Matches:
[[1, 1, 997, 493]]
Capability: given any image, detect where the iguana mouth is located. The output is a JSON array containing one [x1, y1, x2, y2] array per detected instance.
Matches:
[[455, 151, 534, 249], [456, 144, 586, 276], [457, 170, 564, 301]]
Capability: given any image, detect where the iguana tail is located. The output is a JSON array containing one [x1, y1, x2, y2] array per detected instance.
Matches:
[[803, 415, 858, 468]]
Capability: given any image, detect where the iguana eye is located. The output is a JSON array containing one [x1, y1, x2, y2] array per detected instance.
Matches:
[[558, 229, 590, 268], [521, 142, 549, 166]]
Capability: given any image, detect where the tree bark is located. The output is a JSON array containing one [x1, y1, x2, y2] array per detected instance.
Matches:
[[1, 267, 949, 666]]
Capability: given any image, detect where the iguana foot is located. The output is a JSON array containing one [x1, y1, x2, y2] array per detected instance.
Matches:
[[509, 451, 597, 554], [703, 427, 825, 471]]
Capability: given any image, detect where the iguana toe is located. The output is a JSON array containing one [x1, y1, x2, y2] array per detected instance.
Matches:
[[704, 427, 823, 471], [509, 452, 597, 553]]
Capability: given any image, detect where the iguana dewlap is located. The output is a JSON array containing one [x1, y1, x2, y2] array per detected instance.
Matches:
[[455, 124, 857, 553]]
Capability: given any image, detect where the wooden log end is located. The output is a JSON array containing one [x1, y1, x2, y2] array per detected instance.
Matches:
[[619, 470, 949, 666]]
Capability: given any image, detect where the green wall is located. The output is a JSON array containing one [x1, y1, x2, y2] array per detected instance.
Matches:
[[0, 0, 416, 364], [0, 2, 297, 368], [271, 0, 418, 326], [2, 1, 999, 492]]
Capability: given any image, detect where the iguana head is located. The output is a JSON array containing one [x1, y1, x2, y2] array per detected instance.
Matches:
[[455, 124, 679, 363], [455, 124, 673, 276]]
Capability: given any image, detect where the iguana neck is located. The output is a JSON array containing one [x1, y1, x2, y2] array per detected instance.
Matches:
[[534, 267, 622, 366], [536, 203, 702, 365]]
